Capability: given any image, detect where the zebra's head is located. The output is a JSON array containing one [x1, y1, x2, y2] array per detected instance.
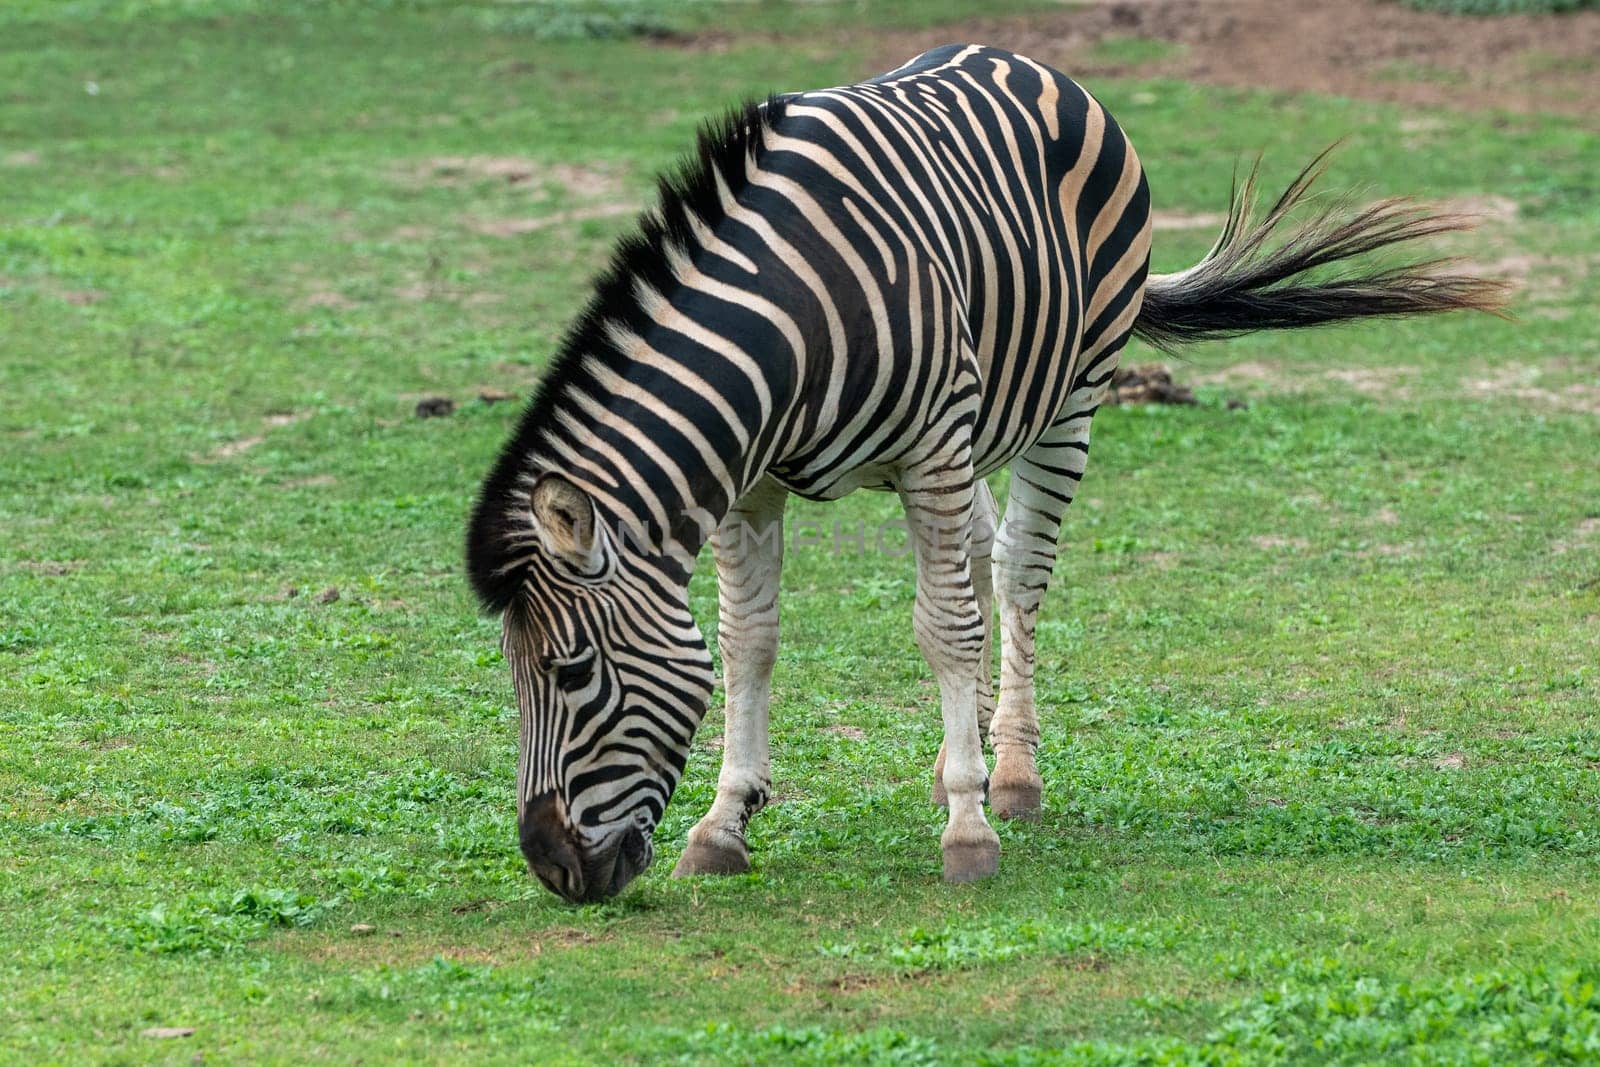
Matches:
[[479, 471, 715, 903]]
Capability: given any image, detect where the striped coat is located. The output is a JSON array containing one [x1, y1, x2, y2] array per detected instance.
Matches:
[[467, 46, 1500, 902]]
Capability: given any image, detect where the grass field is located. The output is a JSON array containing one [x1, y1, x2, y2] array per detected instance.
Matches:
[[3, 1, 1598, 1062]]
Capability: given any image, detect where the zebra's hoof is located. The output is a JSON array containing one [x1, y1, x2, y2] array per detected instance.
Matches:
[[941, 838, 999, 883], [990, 780, 1042, 820], [671, 839, 750, 878]]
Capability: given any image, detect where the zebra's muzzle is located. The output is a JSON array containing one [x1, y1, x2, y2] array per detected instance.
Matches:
[[519, 793, 654, 903]]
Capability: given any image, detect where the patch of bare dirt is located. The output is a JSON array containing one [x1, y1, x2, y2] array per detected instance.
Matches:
[[1, 274, 107, 306], [1150, 209, 1226, 232], [470, 202, 638, 238], [302, 289, 355, 311], [1323, 366, 1418, 399], [415, 156, 626, 199], [1470, 250, 1587, 303], [209, 434, 265, 460], [1252, 535, 1310, 551], [844, 0, 1600, 121], [828, 972, 889, 993], [824, 724, 867, 740], [415, 154, 638, 238], [1437, 196, 1520, 226], [1192, 359, 1293, 391], [291, 924, 605, 968], [1554, 516, 1600, 555], [195, 412, 308, 463], [536, 927, 599, 950], [1463, 363, 1600, 415], [393, 282, 433, 302], [18, 559, 80, 576]]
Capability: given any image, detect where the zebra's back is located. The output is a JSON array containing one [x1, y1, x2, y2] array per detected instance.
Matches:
[[752, 44, 1152, 497]]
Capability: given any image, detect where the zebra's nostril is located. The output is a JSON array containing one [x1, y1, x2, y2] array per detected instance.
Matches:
[[622, 824, 650, 868], [519, 792, 587, 902], [597, 823, 653, 899], [528, 863, 561, 896]]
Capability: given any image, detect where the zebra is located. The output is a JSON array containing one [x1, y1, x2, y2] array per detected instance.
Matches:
[[466, 45, 1502, 903]]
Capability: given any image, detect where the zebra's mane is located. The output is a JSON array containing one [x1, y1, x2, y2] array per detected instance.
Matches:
[[467, 94, 790, 613]]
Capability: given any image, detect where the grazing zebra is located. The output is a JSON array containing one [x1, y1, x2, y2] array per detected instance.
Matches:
[[466, 45, 1501, 902]]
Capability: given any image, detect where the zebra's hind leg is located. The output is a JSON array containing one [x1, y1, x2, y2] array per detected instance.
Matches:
[[990, 393, 1099, 819], [673, 478, 788, 879], [931, 478, 997, 807], [900, 468, 1000, 883]]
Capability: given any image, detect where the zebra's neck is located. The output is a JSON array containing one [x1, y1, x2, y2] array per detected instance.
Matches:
[[525, 286, 803, 568], [470, 98, 807, 598]]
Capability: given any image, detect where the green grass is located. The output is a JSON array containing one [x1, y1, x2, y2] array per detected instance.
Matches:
[[1086, 36, 1185, 68], [3, 1, 1599, 1063]]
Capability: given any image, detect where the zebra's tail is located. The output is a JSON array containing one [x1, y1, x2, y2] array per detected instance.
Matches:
[[1132, 148, 1509, 353]]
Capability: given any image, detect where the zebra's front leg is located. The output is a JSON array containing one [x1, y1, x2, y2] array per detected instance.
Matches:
[[931, 478, 997, 807], [901, 473, 1000, 883], [990, 401, 1097, 819], [673, 478, 787, 878]]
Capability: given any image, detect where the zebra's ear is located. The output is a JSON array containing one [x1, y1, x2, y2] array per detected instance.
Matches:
[[529, 473, 606, 574]]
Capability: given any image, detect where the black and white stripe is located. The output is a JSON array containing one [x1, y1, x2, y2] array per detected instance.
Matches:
[[467, 45, 1502, 901]]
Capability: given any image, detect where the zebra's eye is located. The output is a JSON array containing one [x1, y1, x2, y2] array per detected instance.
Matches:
[[551, 651, 596, 691]]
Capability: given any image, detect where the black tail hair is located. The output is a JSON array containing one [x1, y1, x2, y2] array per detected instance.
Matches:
[[1133, 147, 1509, 353]]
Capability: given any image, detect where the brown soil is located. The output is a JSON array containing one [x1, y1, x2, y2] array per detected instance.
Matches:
[[666, 0, 1600, 120], [1252, 534, 1312, 551], [1191, 359, 1292, 391], [196, 412, 307, 463], [1461, 362, 1600, 415], [413, 156, 625, 199], [17, 559, 80, 576], [1150, 209, 1227, 231], [858, 0, 1599, 121], [406, 155, 638, 238], [209, 434, 266, 460], [470, 202, 638, 238], [1323, 366, 1419, 399], [1553, 516, 1600, 555], [302, 289, 355, 311], [1, 274, 107, 306]]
